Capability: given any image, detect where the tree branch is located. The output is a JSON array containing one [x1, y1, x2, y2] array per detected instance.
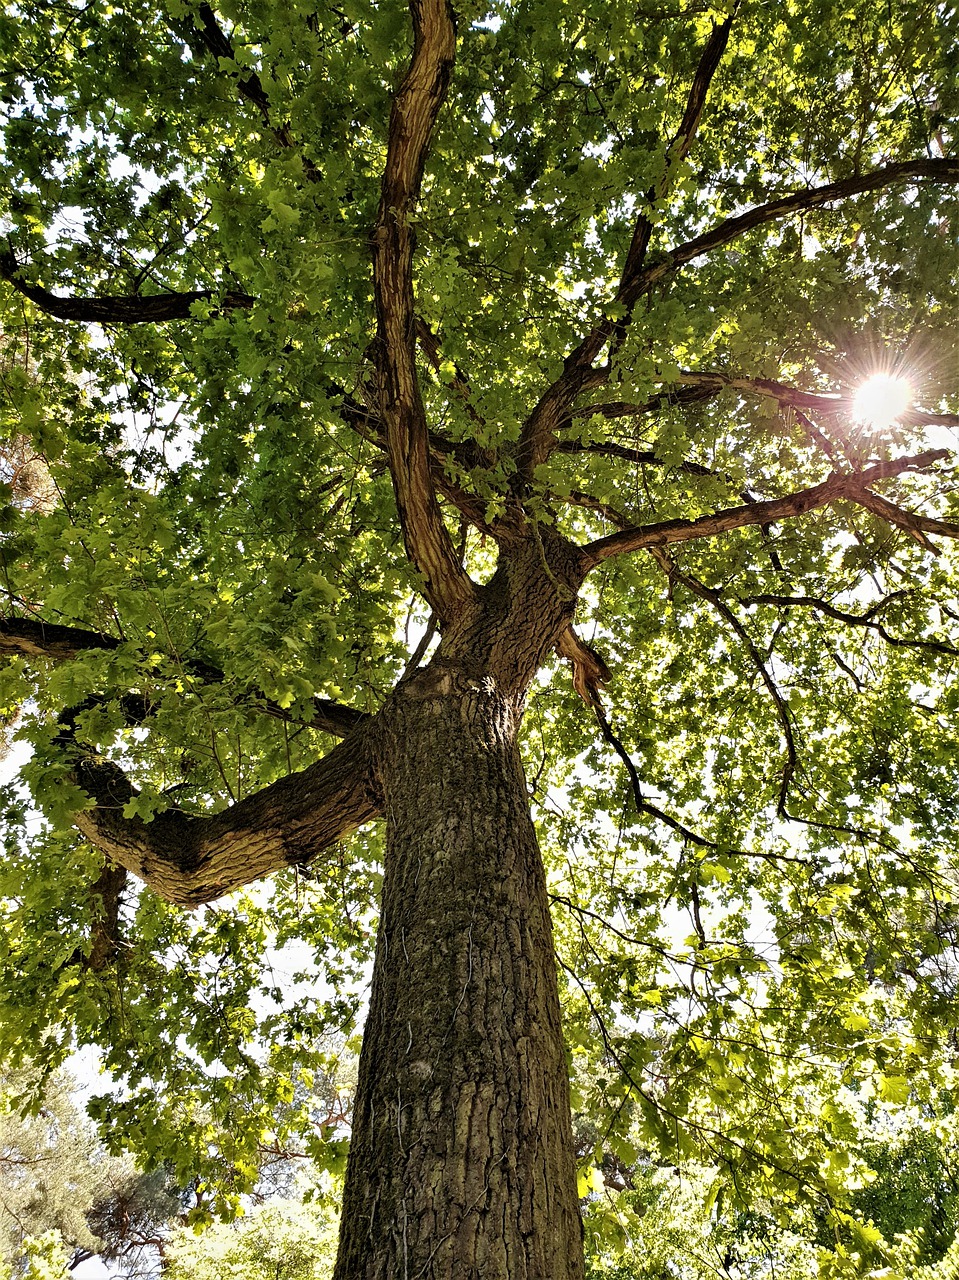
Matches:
[[188, 3, 320, 177], [556, 437, 729, 486], [554, 626, 611, 708], [566, 382, 723, 424], [0, 616, 120, 661], [193, 5, 287, 140], [740, 592, 959, 658], [66, 725, 381, 907], [673, 369, 959, 429], [371, 0, 477, 621], [0, 615, 367, 738], [649, 554, 917, 849], [84, 859, 129, 972], [617, 8, 738, 302], [516, 157, 959, 485], [415, 316, 486, 429], [560, 372, 958, 439], [843, 487, 959, 552], [626, 156, 959, 307], [583, 450, 954, 563], [0, 252, 253, 324], [515, 11, 736, 481]]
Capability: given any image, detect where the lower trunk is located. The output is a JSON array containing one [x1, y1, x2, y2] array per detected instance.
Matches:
[[334, 671, 584, 1279]]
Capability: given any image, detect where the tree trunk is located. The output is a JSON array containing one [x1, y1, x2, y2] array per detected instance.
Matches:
[[333, 667, 584, 1280]]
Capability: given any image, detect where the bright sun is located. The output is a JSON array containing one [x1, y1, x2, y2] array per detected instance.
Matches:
[[851, 373, 913, 427]]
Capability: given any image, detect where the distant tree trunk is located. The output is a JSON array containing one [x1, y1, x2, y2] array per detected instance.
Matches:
[[334, 663, 585, 1280]]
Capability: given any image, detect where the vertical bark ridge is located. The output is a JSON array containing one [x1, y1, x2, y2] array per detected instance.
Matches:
[[334, 675, 583, 1280]]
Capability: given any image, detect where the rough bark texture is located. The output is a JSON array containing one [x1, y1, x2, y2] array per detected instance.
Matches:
[[334, 670, 584, 1280], [69, 725, 380, 906]]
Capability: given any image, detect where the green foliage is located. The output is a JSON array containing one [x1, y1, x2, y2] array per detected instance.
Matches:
[[165, 1199, 339, 1280], [0, 1067, 185, 1277], [1, 0, 959, 1269]]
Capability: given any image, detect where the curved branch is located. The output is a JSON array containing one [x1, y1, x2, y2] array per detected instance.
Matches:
[[740, 592, 959, 659], [415, 316, 486, 429], [556, 437, 728, 486], [593, 699, 726, 850], [845, 487, 959, 552], [67, 725, 381, 907], [0, 253, 253, 323], [192, 4, 291, 145], [626, 156, 959, 307], [562, 373, 958, 437], [567, 382, 723, 423], [372, 0, 476, 622], [583, 450, 953, 563], [650, 558, 929, 851]]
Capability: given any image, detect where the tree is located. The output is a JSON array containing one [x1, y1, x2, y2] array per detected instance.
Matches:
[[165, 1200, 339, 1280], [0, 1069, 109, 1274], [1, 0, 959, 1275], [0, 1068, 186, 1277]]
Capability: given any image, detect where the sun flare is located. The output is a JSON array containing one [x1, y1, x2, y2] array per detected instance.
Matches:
[[852, 374, 913, 427]]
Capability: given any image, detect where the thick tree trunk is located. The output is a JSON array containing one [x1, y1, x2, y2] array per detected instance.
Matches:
[[333, 668, 584, 1279]]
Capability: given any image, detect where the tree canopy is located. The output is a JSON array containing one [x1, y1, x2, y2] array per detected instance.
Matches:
[[2, 0, 959, 1274]]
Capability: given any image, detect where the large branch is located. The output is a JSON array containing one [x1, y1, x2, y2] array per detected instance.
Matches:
[[0, 252, 253, 324], [583, 450, 953, 562], [371, 0, 476, 621], [68, 726, 381, 907], [617, 9, 737, 305], [563, 372, 959, 433], [517, 156, 959, 481], [0, 616, 366, 738], [626, 156, 959, 307], [515, 12, 736, 481], [0, 616, 120, 661]]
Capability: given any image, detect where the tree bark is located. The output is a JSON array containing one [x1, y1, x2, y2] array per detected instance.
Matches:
[[334, 668, 584, 1280]]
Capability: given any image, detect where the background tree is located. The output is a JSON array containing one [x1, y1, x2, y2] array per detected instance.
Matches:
[[1, 0, 959, 1277], [165, 1200, 339, 1280], [0, 1069, 186, 1277]]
